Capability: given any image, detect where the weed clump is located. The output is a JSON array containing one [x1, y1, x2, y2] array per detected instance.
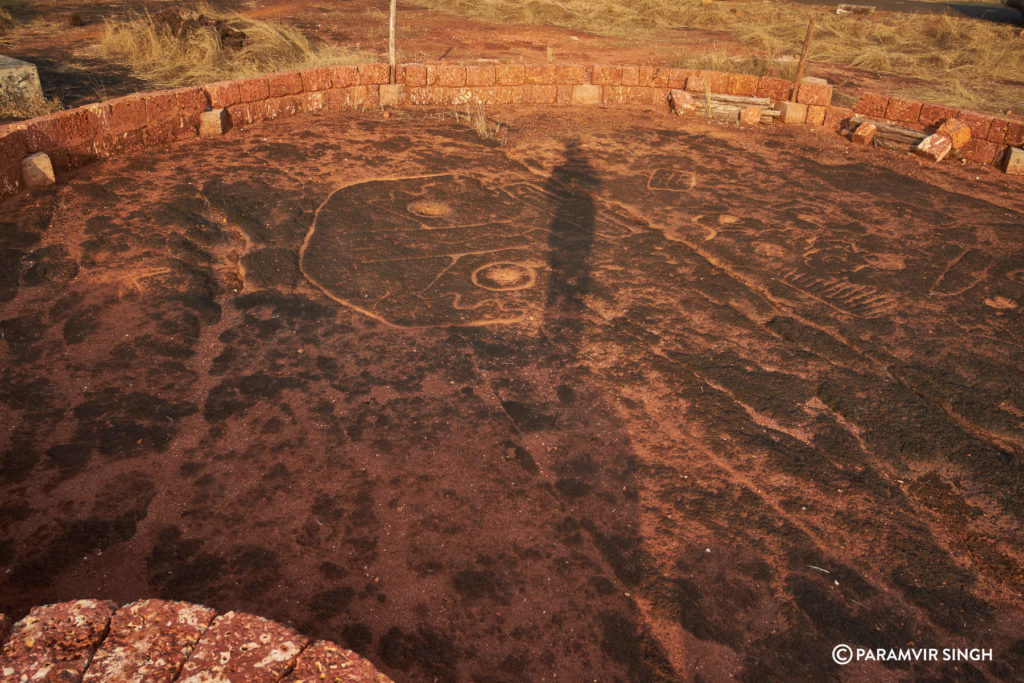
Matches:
[[0, 91, 61, 123], [0, 7, 15, 34], [94, 2, 370, 87]]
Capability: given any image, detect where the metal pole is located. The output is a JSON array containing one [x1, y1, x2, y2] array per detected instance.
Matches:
[[389, 0, 397, 84], [790, 16, 816, 102]]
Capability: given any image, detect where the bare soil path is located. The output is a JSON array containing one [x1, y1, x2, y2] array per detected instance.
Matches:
[[1, 106, 1022, 681]]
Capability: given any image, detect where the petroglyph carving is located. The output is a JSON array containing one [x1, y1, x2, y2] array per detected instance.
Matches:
[[647, 168, 697, 192], [930, 248, 989, 297], [778, 268, 896, 318], [300, 174, 637, 327]]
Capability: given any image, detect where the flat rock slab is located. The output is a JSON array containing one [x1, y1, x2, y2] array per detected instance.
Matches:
[[1, 109, 1022, 682], [0, 599, 117, 682], [178, 611, 308, 682], [82, 599, 217, 683], [302, 172, 640, 327], [0, 55, 43, 102], [284, 641, 391, 682]]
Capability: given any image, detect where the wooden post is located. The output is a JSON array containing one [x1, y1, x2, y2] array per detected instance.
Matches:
[[388, 0, 397, 84], [790, 16, 816, 102]]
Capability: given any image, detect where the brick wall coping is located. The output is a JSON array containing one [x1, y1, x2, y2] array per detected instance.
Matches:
[[0, 598, 391, 682], [1, 60, 1019, 200]]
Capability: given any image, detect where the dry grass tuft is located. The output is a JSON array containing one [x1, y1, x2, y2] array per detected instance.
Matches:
[[672, 48, 797, 80], [410, 0, 1024, 113], [0, 7, 15, 34], [0, 91, 61, 122], [92, 3, 371, 87], [453, 102, 507, 143]]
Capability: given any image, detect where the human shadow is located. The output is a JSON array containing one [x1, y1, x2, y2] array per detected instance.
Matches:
[[543, 138, 600, 356], [436, 140, 674, 681]]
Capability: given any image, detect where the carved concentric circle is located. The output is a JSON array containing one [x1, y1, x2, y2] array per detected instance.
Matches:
[[472, 262, 536, 291]]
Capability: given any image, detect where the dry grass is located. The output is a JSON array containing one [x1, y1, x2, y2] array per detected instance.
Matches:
[[0, 91, 61, 122], [92, 3, 371, 87], [410, 0, 1024, 113], [0, 7, 15, 35], [453, 102, 507, 143], [671, 48, 797, 80]]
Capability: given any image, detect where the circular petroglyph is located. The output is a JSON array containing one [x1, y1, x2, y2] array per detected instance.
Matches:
[[472, 262, 536, 291], [1007, 269, 1024, 285], [407, 199, 452, 218]]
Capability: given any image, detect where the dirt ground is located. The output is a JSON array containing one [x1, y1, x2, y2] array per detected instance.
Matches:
[[3, 0, 1021, 116], [0, 104, 1022, 681]]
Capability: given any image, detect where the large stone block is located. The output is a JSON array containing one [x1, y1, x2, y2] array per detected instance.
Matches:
[[854, 92, 888, 118], [465, 64, 496, 87], [666, 68, 694, 89], [203, 80, 240, 108], [177, 611, 308, 683], [756, 76, 792, 101], [379, 83, 407, 107], [357, 63, 390, 85], [727, 73, 759, 97], [524, 64, 557, 84], [83, 600, 217, 683], [668, 89, 694, 114], [962, 137, 1002, 164], [918, 102, 958, 127], [823, 105, 854, 131], [522, 84, 556, 104], [22, 151, 54, 186], [267, 71, 303, 98], [795, 77, 832, 106], [494, 64, 525, 86], [591, 64, 622, 86], [330, 65, 359, 89], [0, 55, 43, 104], [851, 121, 877, 145], [0, 600, 117, 682], [986, 118, 1009, 144], [805, 104, 826, 126], [1003, 146, 1024, 175], [173, 87, 210, 116], [300, 67, 333, 92], [199, 108, 230, 137], [1005, 120, 1024, 146], [571, 84, 602, 105], [238, 77, 270, 103], [638, 66, 669, 88], [555, 64, 586, 85], [777, 101, 807, 124], [955, 110, 993, 140], [885, 97, 923, 125], [937, 118, 971, 149], [739, 105, 762, 126], [914, 133, 953, 162], [284, 640, 392, 682]]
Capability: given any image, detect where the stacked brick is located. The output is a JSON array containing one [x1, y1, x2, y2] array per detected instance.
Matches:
[[854, 92, 1024, 165], [2, 61, 1017, 203], [0, 62, 392, 201], [0, 600, 391, 682]]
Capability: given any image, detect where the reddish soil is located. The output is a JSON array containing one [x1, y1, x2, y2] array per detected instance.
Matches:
[[1, 104, 1022, 681], [5, 0, 1014, 115]]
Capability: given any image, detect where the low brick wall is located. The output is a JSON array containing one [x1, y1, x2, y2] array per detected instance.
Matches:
[[854, 92, 1024, 165], [0, 60, 1017, 201], [0, 599, 391, 682]]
